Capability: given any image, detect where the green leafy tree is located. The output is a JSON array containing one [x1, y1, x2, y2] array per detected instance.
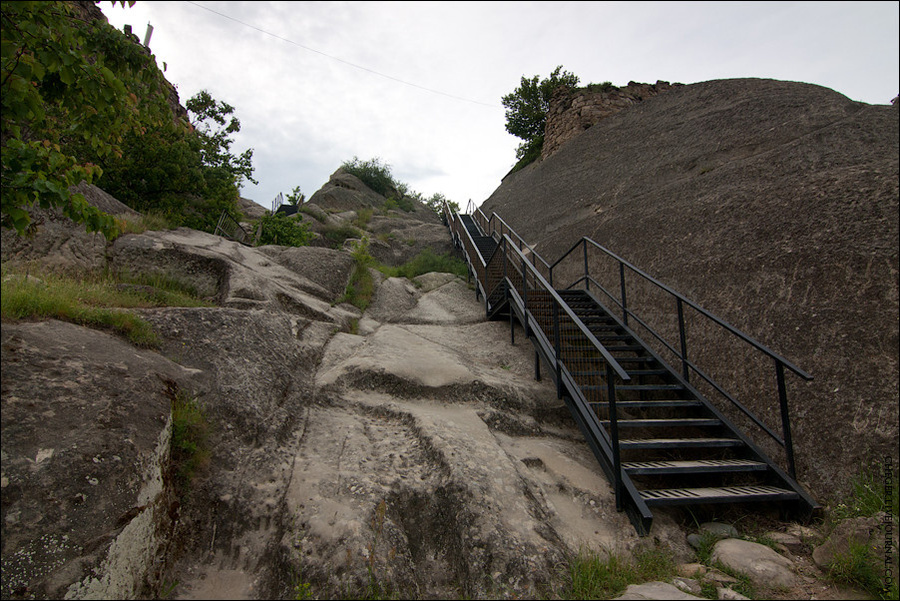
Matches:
[[93, 89, 255, 232], [1, 0, 170, 237], [501, 65, 580, 169], [424, 192, 459, 216], [185, 90, 255, 189], [285, 185, 305, 206]]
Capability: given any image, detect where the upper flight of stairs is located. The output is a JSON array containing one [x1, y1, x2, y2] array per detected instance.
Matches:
[[445, 204, 818, 536]]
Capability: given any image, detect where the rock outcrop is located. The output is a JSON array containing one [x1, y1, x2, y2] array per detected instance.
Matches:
[[482, 78, 899, 501], [1, 182, 692, 599], [542, 80, 681, 159]]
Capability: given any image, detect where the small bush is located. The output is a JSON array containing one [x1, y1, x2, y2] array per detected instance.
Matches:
[[826, 461, 899, 600], [115, 211, 173, 237], [1, 266, 211, 347], [257, 213, 312, 247], [379, 249, 467, 280], [341, 157, 398, 198], [353, 208, 373, 230], [321, 223, 363, 249], [337, 239, 376, 311], [586, 81, 617, 93]]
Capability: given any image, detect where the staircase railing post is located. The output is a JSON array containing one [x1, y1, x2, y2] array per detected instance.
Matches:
[[583, 238, 590, 293], [776, 360, 797, 479], [677, 298, 690, 382], [553, 301, 563, 399], [619, 261, 629, 326], [607, 362, 622, 512], [522, 256, 530, 339]]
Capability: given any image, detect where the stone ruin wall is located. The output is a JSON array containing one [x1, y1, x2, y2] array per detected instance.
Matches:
[[542, 81, 682, 159]]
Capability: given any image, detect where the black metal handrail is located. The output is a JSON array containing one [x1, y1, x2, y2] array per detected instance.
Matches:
[[214, 210, 251, 246], [496, 235, 635, 510], [550, 236, 812, 478], [447, 202, 639, 510], [467, 200, 552, 278]]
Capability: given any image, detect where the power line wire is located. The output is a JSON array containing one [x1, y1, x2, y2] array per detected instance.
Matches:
[[184, 1, 500, 109]]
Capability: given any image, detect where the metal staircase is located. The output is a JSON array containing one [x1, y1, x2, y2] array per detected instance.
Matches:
[[444, 202, 819, 535]]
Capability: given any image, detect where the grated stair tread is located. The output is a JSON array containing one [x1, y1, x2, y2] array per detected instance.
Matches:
[[639, 485, 799, 506], [623, 459, 768, 475]]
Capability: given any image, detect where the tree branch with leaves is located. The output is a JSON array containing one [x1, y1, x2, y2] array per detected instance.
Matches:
[[501, 65, 580, 170]]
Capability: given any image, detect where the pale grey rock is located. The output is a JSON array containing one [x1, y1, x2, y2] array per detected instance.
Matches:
[[673, 576, 702, 595], [614, 581, 704, 599], [710, 538, 797, 590], [717, 587, 751, 600], [764, 531, 804, 553], [110, 228, 356, 325], [700, 522, 739, 539], [0, 321, 200, 600]]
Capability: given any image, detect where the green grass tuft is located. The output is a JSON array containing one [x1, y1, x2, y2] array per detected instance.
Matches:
[[564, 546, 677, 599], [377, 248, 467, 280], [1, 265, 210, 347]]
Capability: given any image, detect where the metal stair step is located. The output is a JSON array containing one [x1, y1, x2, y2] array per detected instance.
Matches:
[[601, 418, 721, 428], [623, 459, 768, 475], [626, 370, 671, 377], [614, 357, 659, 364], [618, 384, 684, 392], [639, 485, 799, 507], [584, 384, 683, 393], [574, 369, 670, 378], [570, 344, 645, 353], [619, 437, 744, 449], [593, 400, 704, 409]]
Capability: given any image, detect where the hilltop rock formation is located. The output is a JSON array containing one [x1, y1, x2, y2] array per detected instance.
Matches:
[[481, 78, 899, 500], [301, 167, 455, 266], [542, 80, 681, 159]]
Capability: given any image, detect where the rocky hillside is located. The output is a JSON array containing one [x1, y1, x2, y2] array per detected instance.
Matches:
[[481, 78, 899, 501], [0, 169, 659, 598], [3, 156, 896, 599]]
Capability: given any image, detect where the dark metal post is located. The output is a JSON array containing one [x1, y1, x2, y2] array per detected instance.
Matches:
[[553, 302, 562, 399], [583, 239, 590, 292], [522, 257, 530, 339], [619, 262, 629, 326], [607, 362, 622, 511], [534, 350, 542, 381], [677, 298, 690, 382], [776, 361, 797, 479]]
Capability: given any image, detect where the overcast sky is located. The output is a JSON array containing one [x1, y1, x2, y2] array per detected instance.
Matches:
[[98, 1, 900, 210]]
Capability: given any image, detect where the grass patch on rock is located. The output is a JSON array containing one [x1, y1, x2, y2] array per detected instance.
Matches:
[[163, 381, 210, 497], [563, 545, 677, 599], [337, 239, 377, 311], [377, 248, 467, 280], [1, 264, 210, 347]]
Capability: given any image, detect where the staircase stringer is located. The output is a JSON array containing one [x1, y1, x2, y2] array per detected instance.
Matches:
[[575, 288, 819, 517]]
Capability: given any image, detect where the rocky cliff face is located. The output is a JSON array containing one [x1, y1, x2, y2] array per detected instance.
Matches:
[[542, 81, 681, 159], [482, 78, 899, 501]]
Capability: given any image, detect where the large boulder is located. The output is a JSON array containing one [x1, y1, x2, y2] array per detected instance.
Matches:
[[0, 321, 199, 599], [710, 538, 797, 590], [481, 78, 899, 499]]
